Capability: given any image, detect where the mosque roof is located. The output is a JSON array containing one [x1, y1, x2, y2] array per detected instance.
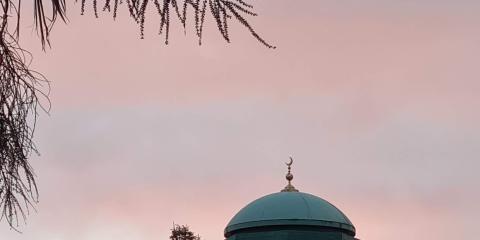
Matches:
[[224, 157, 356, 237], [224, 191, 355, 236]]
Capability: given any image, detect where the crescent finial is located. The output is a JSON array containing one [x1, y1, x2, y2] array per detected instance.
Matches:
[[286, 156, 293, 166], [281, 156, 299, 192]]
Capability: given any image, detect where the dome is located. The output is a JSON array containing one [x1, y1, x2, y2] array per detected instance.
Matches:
[[224, 191, 356, 237], [224, 158, 357, 240]]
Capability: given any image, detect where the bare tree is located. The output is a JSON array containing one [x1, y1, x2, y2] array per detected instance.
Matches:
[[0, 0, 274, 230]]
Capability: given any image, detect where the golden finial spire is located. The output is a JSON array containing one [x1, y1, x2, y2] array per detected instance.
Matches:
[[281, 156, 299, 192]]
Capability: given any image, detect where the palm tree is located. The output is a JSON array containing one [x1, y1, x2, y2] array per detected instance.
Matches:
[[0, 0, 274, 230]]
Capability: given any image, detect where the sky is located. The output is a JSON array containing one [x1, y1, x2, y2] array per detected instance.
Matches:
[[1, 0, 480, 239]]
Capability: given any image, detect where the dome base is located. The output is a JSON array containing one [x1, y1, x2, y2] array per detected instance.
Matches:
[[227, 226, 356, 240]]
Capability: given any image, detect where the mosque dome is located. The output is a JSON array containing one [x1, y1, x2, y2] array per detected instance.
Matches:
[[224, 158, 357, 240]]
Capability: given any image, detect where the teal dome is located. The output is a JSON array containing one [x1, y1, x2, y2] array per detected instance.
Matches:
[[224, 191, 355, 237]]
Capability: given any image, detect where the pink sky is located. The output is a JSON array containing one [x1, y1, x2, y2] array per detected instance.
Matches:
[[1, 1, 479, 239]]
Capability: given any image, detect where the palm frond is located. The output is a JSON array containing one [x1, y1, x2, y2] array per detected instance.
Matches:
[[0, 20, 49, 232], [80, 0, 275, 48], [33, 0, 67, 48]]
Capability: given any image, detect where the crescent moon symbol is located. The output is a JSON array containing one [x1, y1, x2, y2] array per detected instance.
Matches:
[[286, 156, 293, 166]]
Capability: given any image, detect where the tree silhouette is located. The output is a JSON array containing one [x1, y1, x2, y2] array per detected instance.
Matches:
[[0, 0, 274, 230], [170, 224, 201, 240]]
